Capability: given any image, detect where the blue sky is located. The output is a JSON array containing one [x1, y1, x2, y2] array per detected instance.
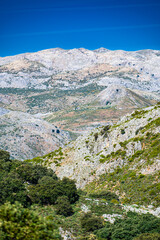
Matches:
[[0, 0, 160, 56]]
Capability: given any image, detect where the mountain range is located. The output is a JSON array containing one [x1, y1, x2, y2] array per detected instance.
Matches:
[[0, 48, 160, 159]]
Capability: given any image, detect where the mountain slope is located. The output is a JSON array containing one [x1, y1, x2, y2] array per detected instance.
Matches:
[[28, 104, 160, 207], [0, 110, 70, 160]]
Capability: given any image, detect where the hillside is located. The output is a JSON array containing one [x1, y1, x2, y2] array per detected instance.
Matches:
[[0, 110, 70, 160], [28, 104, 160, 209]]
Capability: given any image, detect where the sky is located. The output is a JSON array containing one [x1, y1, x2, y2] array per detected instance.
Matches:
[[0, 0, 160, 57]]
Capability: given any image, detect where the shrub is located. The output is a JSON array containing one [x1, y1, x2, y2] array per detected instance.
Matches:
[[81, 212, 104, 232], [0, 150, 10, 161], [100, 125, 110, 137], [55, 196, 73, 217], [133, 233, 160, 240], [89, 191, 119, 201], [0, 202, 61, 240], [121, 129, 125, 135], [94, 133, 99, 141]]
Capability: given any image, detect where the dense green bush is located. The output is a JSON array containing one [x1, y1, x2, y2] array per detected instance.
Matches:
[[0, 202, 61, 240], [55, 196, 73, 217], [81, 212, 104, 232], [96, 212, 160, 240]]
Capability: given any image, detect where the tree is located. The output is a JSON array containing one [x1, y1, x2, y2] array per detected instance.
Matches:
[[15, 163, 57, 184], [28, 176, 59, 205], [0, 172, 30, 206], [0, 202, 61, 240], [55, 196, 74, 217], [60, 177, 79, 203]]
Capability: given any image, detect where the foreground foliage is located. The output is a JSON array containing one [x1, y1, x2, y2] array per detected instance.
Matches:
[[0, 202, 61, 240]]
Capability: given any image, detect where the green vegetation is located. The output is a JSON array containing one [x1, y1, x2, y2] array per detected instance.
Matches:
[[0, 147, 160, 239], [0, 105, 160, 239], [100, 125, 110, 138], [85, 168, 160, 207], [140, 117, 160, 133], [0, 149, 79, 206], [0, 202, 61, 240], [121, 129, 125, 135], [99, 149, 126, 163], [55, 196, 74, 217], [89, 191, 119, 202], [25, 147, 64, 166], [131, 109, 149, 119], [94, 132, 99, 141], [133, 233, 160, 240], [80, 212, 104, 232], [95, 211, 160, 240]]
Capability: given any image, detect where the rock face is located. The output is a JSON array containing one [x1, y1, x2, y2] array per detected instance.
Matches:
[[42, 104, 160, 188], [0, 111, 70, 160]]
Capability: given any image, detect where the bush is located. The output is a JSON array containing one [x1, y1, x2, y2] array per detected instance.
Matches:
[[55, 196, 73, 217], [100, 125, 110, 137], [94, 133, 99, 141], [81, 212, 104, 232], [89, 191, 119, 201], [0, 149, 79, 207], [0, 202, 61, 240], [121, 129, 125, 135], [133, 232, 160, 240], [0, 150, 12, 176]]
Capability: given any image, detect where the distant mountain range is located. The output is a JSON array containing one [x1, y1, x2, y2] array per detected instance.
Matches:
[[0, 48, 160, 159]]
